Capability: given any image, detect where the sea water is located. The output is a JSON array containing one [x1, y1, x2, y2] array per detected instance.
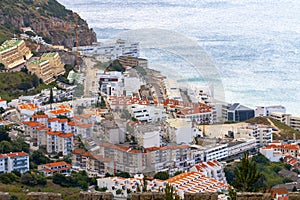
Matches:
[[58, 0, 300, 115]]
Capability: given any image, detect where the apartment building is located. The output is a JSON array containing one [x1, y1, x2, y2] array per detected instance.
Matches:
[[118, 56, 148, 68], [204, 144, 228, 161], [27, 60, 55, 84], [72, 149, 114, 176], [130, 104, 167, 122], [38, 161, 72, 177], [227, 138, 256, 157], [46, 131, 74, 156], [78, 39, 139, 60], [255, 105, 286, 117], [0, 39, 32, 70], [270, 112, 300, 131], [176, 105, 213, 125], [0, 99, 7, 109], [236, 124, 273, 147], [134, 124, 161, 148], [227, 103, 254, 122], [41, 52, 65, 77], [165, 118, 202, 144], [0, 152, 29, 174]]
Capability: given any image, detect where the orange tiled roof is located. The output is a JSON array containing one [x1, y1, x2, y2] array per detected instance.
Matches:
[[32, 114, 48, 119], [19, 103, 39, 110], [6, 152, 28, 157]]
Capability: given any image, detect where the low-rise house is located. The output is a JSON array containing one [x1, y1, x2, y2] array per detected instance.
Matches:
[[0, 152, 29, 174], [38, 161, 72, 177], [271, 187, 289, 200], [97, 171, 227, 199], [190, 160, 226, 184], [0, 99, 7, 109]]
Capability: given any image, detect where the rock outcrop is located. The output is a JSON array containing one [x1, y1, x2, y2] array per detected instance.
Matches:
[[0, 0, 97, 49]]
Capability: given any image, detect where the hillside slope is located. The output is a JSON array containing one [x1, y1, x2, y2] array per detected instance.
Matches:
[[0, 0, 97, 48]]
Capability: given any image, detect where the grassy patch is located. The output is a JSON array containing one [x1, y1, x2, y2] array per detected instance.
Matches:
[[0, 181, 81, 200], [245, 117, 271, 126], [269, 118, 300, 140]]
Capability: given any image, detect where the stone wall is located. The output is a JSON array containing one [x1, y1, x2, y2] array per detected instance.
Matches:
[[1, 191, 300, 200]]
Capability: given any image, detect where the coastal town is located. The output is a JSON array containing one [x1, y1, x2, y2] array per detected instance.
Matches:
[[1, 12, 300, 200]]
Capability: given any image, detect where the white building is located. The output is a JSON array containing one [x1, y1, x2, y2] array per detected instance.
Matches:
[[78, 39, 139, 60], [270, 112, 300, 131], [176, 105, 214, 125], [97, 70, 124, 96], [38, 161, 72, 177], [134, 124, 161, 148], [0, 99, 7, 109], [163, 79, 182, 101], [130, 104, 167, 122], [190, 160, 227, 183], [236, 124, 273, 147], [259, 147, 282, 162], [227, 138, 256, 157], [0, 152, 29, 174], [165, 118, 202, 144], [204, 144, 228, 161], [255, 105, 286, 117]]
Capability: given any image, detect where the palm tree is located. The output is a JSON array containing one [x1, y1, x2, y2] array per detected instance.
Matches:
[[232, 152, 262, 192], [165, 183, 179, 200]]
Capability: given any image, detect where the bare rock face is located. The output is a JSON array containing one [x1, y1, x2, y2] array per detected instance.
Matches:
[[26, 192, 61, 200], [0, 0, 97, 48], [0, 192, 10, 200]]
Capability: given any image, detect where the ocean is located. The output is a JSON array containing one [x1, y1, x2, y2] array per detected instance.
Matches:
[[58, 0, 300, 115]]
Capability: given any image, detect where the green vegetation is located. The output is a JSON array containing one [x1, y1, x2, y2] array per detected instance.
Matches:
[[134, 66, 147, 76], [115, 171, 131, 178], [0, 126, 29, 154], [0, 180, 81, 200], [231, 153, 262, 192], [106, 60, 125, 72], [52, 171, 96, 191], [153, 171, 169, 180], [245, 117, 271, 126], [165, 183, 180, 200], [0, 70, 54, 101], [269, 118, 300, 139], [225, 153, 292, 190]]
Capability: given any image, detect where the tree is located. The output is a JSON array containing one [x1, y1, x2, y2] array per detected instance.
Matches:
[[116, 189, 122, 195], [32, 73, 39, 88], [232, 152, 263, 192], [292, 186, 297, 192], [20, 172, 38, 186], [165, 183, 179, 200], [31, 150, 51, 165], [154, 171, 169, 180], [173, 171, 182, 176], [0, 63, 5, 71], [116, 172, 130, 178], [48, 88, 54, 104], [0, 127, 11, 142]]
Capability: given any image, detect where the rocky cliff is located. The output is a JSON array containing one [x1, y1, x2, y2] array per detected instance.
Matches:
[[0, 0, 97, 49]]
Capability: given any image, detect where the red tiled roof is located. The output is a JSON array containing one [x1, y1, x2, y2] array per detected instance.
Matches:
[[32, 114, 48, 119], [6, 152, 28, 157]]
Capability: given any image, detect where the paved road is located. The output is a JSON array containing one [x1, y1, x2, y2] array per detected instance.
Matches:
[[83, 57, 98, 97]]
